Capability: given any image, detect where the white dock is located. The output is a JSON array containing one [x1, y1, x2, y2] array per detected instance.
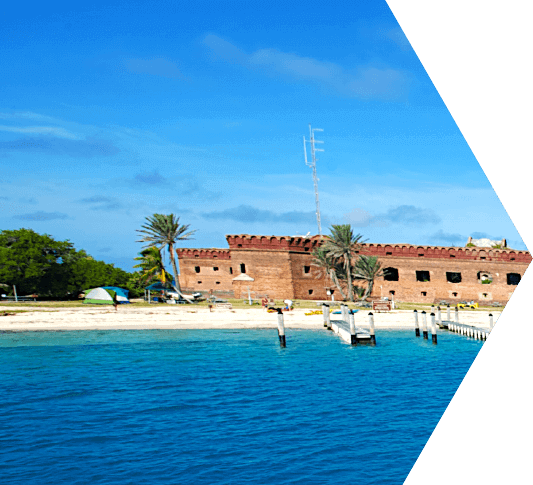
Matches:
[[330, 319, 372, 344], [445, 321, 490, 341]]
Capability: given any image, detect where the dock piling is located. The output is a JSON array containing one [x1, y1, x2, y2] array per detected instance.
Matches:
[[437, 306, 442, 325], [414, 310, 420, 337], [369, 312, 376, 345], [489, 313, 494, 330], [276, 309, 286, 348], [430, 313, 437, 344], [349, 310, 357, 345], [447, 304, 451, 321], [422, 311, 428, 339], [322, 304, 329, 328], [455, 306, 459, 323]]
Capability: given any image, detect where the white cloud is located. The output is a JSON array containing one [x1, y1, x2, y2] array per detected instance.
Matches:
[[0, 125, 80, 139], [203, 34, 410, 99]]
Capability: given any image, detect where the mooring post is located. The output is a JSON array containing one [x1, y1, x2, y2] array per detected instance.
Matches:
[[414, 310, 420, 337], [437, 306, 442, 325], [369, 312, 376, 345], [326, 305, 332, 330], [277, 309, 286, 348], [430, 305, 435, 315], [349, 310, 357, 345], [489, 313, 494, 330], [422, 311, 428, 339], [447, 304, 451, 321], [322, 303, 329, 327], [455, 306, 459, 323], [430, 313, 437, 344]]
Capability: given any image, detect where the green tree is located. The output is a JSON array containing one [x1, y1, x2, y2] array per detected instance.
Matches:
[[322, 225, 364, 302], [352, 255, 386, 300], [311, 246, 347, 300], [133, 247, 173, 285], [136, 214, 196, 298], [0, 229, 73, 295], [0, 228, 135, 298]]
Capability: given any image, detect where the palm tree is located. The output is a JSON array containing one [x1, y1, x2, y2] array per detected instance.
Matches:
[[322, 225, 364, 302], [311, 247, 347, 300], [136, 214, 196, 298], [133, 246, 173, 286], [353, 255, 386, 300]]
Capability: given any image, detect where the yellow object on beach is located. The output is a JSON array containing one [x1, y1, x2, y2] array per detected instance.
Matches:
[[457, 302, 479, 309], [304, 309, 334, 316]]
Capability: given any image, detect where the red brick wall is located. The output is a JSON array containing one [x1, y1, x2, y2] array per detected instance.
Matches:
[[177, 236, 531, 303]]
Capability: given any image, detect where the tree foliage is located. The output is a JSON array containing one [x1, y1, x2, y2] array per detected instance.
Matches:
[[0, 228, 136, 298], [133, 246, 173, 285], [312, 225, 384, 302], [136, 214, 196, 295], [320, 225, 365, 302]]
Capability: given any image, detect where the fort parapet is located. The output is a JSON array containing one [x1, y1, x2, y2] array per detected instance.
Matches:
[[177, 234, 531, 304]]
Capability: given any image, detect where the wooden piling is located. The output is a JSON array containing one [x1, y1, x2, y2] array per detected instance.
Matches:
[[326, 305, 332, 330], [447, 304, 451, 321], [489, 313, 494, 330], [422, 311, 428, 339], [349, 310, 357, 345], [369, 312, 376, 345], [437, 306, 442, 325], [322, 304, 329, 327], [414, 310, 420, 337], [276, 309, 286, 348], [430, 313, 437, 344], [454, 306, 459, 323]]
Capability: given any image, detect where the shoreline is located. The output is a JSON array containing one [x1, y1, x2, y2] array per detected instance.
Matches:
[[0, 306, 500, 332]]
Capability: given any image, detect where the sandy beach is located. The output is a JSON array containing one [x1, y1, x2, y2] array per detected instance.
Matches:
[[0, 305, 500, 332]]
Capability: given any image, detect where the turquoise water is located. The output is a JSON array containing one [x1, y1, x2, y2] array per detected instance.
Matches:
[[0, 329, 482, 484]]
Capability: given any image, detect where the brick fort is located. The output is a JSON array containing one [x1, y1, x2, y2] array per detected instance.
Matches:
[[177, 234, 531, 304]]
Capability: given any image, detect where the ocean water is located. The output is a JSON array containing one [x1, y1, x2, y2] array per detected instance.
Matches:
[[0, 329, 482, 484]]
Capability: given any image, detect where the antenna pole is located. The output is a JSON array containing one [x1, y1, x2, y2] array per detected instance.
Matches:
[[304, 124, 324, 236]]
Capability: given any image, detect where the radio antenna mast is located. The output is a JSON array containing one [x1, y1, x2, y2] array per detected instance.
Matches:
[[303, 124, 324, 236]]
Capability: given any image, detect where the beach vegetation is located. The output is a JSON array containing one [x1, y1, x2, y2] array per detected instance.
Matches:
[[352, 255, 386, 300], [321, 225, 365, 302], [133, 247, 173, 285], [136, 214, 196, 300], [0, 228, 136, 298]]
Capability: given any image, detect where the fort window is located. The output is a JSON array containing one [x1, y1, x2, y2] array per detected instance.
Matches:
[[418, 253, 424, 257], [213, 267, 219, 271], [305, 248, 310, 251], [195, 266, 200, 273], [421, 291, 427, 297], [482, 293, 489, 298], [389, 290, 395, 296], [507, 273, 521, 285], [416, 271, 430, 282], [213, 255, 218, 258], [480, 256, 486, 260], [452, 292, 458, 297], [216, 281, 220, 285], [229, 267, 233, 275], [510, 257, 516, 261], [237, 244, 242, 248], [383, 267, 399, 281], [386, 252, 392, 256], [446, 272, 462, 283], [450, 254, 456, 258], [304, 266, 311, 274], [478, 271, 492, 284], [240, 263, 246, 273], [308, 289, 314, 295], [195, 255, 199, 258], [197, 281, 202, 284]]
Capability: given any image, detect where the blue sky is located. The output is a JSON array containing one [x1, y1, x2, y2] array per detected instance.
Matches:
[[0, 0, 525, 271]]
